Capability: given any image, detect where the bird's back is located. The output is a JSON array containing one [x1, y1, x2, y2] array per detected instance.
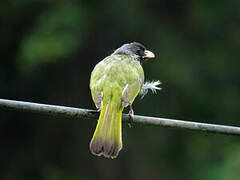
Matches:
[[90, 54, 144, 106]]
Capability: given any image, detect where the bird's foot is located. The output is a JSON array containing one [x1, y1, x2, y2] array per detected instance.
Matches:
[[128, 109, 134, 120], [128, 106, 134, 128], [95, 108, 101, 121]]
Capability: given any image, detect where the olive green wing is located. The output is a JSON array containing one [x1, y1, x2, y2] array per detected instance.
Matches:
[[121, 58, 144, 107], [121, 76, 144, 107], [90, 58, 107, 109]]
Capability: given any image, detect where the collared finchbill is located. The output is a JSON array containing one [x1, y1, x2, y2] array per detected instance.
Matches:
[[89, 42, 156, 159], [143, 50, 155, 59]]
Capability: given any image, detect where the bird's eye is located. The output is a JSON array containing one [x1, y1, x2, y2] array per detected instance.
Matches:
[[137, 49, 141, 54], [137, 49, 144, 56]]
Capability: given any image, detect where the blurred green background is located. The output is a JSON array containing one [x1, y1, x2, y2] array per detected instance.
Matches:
[[1, 0, 240, 179]]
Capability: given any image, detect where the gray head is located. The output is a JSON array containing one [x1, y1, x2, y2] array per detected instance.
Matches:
[[113, 42, 155, 62]]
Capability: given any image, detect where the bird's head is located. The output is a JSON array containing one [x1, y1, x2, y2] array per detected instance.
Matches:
[[113, 42, 155, 63]]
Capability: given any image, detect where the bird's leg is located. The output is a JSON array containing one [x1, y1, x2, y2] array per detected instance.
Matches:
[[128, 105, 134, 120], [127, 105, 134, 128], [96, 102, 102, 121]]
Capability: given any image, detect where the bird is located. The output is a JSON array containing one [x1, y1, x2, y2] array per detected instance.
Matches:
[[89, 42, 155, 159]]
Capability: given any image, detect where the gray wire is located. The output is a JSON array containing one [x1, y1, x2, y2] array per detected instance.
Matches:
[[0, 98, 240, 136]]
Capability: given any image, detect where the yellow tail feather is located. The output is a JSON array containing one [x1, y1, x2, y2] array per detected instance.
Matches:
[[90, 102, 123, 159]]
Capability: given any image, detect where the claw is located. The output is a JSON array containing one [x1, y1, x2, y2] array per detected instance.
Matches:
[[127, 106, 134, 128], [128, 105, 134, 120]]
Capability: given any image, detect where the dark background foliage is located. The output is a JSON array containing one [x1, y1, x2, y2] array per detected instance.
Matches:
[[1, 0, 240, 179]]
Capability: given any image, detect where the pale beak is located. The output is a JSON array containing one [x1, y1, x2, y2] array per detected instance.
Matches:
[[143, 50, 155, 59]]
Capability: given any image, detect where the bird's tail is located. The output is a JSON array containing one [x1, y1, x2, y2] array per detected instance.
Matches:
[[90, 102, 123, 159]]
